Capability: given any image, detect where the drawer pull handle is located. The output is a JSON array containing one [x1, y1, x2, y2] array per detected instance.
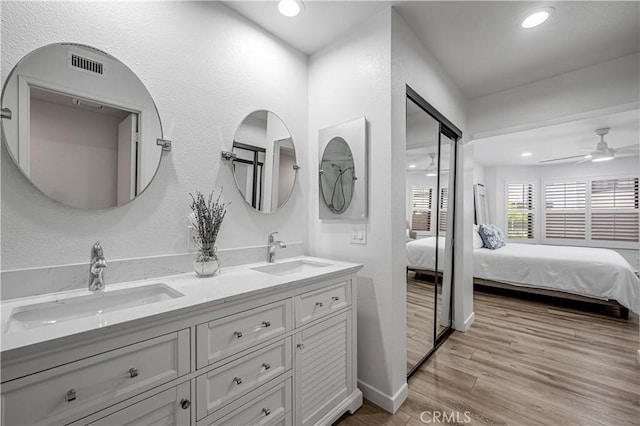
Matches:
[[262, 362, 271, 370], [315, 302, 324, 308], [128, 368, 139, 378], [234, 331, 243, 338], [262, 321, 271, 328], [65, 389, 77, 402], [180, 399, 191, 410], [332, 296, 340, 301], [233, 376, 243, 385], [262, 408, 271, 416], [297, 343, 305, 350]]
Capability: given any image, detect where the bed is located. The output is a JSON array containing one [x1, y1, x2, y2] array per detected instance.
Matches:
[[406, 237, 640, 318]]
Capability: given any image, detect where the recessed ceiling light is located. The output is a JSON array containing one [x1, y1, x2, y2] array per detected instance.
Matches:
[[520, 7, 554, 29], [521, 152, 532, 157], [278, 0, 304, 17], [409, 164, 416, 168]]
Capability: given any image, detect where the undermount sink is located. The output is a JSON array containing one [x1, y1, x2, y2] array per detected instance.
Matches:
[[251, 259, 331, 276], [5, 283, 184, 334]]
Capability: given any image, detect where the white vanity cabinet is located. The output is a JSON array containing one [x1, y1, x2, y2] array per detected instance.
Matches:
[[1, 264, 361, 426]]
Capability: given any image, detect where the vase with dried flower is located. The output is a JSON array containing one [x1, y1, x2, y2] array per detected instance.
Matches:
[[189, 189, 228, 277]]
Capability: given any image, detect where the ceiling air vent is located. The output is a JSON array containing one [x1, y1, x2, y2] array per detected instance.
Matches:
[[69, 53, 104, 76]]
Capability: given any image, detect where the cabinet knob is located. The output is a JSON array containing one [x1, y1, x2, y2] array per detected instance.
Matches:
[[180, 399, 191, 410], [65, 389, 77, 402], [128, 367, 139, 378], [234, 330, 243, 338], [315, 302, 324, 308], [262, 408, 271, 416], [233, 376, 243, 385], [297, 343, 305, 350], [262, 362, 271, 370], [261, 321, 271, 328], [332, 296, 340, 301]]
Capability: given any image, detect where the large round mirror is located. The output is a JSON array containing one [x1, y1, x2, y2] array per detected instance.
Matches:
[[231, 110, 297, 213], [319, 137, 355, 214], [1, 43, 164, 210]]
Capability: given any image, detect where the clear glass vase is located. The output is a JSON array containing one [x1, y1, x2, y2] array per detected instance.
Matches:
[[193, 251, 220, 277]]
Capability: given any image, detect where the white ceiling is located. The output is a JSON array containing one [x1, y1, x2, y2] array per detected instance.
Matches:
[[472, 108, 640, 166], [222, 1, 639, 99], [223, 1, 639, 169]]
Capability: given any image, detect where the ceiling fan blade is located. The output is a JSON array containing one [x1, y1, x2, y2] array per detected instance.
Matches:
[[539, 154, 588, 164], [613, 145, 640, 153], [574, 157, 593, 165]]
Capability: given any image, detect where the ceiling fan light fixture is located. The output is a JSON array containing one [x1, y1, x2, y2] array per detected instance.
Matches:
[[425, 153, 437, 176], [520, 7, 554, 29]]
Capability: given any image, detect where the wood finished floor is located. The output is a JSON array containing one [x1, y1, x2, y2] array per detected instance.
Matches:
[[407, 277, 445, 372], [338, 287, 640, 426]]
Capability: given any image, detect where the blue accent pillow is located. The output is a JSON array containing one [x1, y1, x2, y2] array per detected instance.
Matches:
[[478, 224, 506, 250]]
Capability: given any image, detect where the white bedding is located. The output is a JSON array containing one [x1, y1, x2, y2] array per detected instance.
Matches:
[[406, 237, 446, 272], [407, 238, 640, 314]]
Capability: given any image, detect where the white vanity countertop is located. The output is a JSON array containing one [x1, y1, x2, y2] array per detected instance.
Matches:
[[0, 256, 362, 353]]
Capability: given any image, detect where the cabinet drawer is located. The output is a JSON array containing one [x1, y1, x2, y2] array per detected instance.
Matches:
[[196, 337, 291, 420], [1, 330, 190, 426], [196, 299, 292, 368], [295, 280, 351, 326], [86, 382, 190, 426], [201, 378, 291, 426]]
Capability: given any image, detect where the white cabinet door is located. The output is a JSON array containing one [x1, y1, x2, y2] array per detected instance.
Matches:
[[294, 312, 352, 426], [87, 382, 191, 426]]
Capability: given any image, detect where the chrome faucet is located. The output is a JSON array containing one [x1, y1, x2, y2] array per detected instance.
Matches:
[[89, 241, 107, 292], [267, 232, 286, 263]]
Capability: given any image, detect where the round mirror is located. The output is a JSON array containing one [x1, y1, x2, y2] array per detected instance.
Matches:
[[1, 43, 164, 210], [231, 110, 297, 213], [319, 137, 355, 214]]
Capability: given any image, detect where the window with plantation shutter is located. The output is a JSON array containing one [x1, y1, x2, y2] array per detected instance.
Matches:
[[590, 177, 639, 242], [544, 181, 586, 240], [439, 187, 448, 232], [411, 187, 432, 232], [506, 183, 535, 240]]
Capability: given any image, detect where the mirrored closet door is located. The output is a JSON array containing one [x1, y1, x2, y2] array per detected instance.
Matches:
[[405, 86, 462, 377]]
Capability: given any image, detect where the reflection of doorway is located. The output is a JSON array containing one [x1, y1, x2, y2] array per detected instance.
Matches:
[[271, 137, 295, 209], [232, 142, 266, 210], [28, 87, 140, 209]]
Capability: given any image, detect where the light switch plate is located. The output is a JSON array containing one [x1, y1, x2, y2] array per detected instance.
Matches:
[[350, 223, 367, 245], [187, 226, 198, 251]]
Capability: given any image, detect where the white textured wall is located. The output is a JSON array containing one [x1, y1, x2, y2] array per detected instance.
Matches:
[[468, 54, 640, 139], [1, 1, 309, 271], [308, 7, 396, 410], [308, 6, 470, 412]]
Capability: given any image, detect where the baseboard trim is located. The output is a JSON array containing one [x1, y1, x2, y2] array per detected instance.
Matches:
[[318, 389, 363, 425], [358, 380, 408, 413], [462, 312, 475, 331]]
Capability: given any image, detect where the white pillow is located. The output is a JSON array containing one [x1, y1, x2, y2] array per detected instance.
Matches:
[[472, 224, 484, 249]]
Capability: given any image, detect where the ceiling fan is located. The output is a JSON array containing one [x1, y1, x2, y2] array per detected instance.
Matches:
[[539, 127, 639, 165]]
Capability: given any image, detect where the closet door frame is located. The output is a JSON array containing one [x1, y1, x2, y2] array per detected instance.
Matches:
[[406, 85, 463, 379]]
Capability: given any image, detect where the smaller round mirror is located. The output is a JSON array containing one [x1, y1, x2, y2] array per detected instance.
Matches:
[[231, 110, 297, 213], [319, 137, 355, 214], [1, 43, 164, 210]]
